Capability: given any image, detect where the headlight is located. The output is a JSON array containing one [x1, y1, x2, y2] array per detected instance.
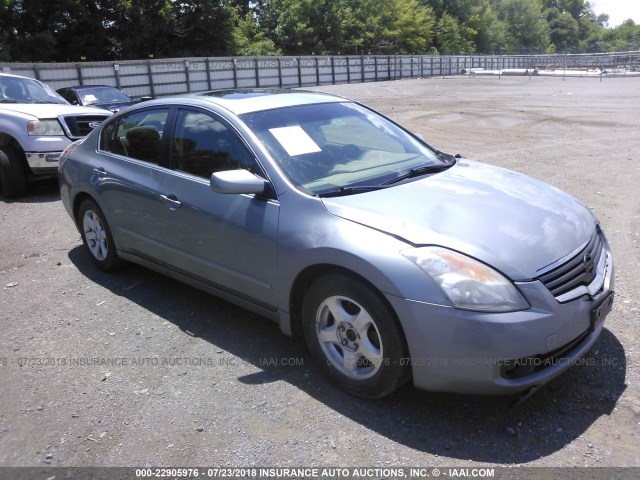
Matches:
[[27, 119, 65, 136], [402, 246, 529, 312]]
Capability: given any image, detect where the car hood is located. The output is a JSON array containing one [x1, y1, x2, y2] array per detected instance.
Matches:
[[0, 103, 111, 118], [321, 160, 596, 280]]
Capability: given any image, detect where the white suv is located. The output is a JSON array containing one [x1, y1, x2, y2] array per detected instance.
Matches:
[[0, 73, 111, 197]]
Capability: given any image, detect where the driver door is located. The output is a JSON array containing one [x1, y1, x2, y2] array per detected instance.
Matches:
[[157, 108, 280, 309]]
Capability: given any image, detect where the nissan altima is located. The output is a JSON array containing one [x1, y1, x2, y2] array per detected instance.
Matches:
[[59, 89, 615, 399]]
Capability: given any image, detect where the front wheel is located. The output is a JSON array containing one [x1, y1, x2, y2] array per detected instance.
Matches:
[[302, 273, 410, 399], [0, 147, 27, 198], [78, 199, 124, 271]]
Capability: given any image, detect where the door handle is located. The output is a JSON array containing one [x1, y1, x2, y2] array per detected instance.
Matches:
[[160, 194, 182, 209], [92, 168, 107, 178]]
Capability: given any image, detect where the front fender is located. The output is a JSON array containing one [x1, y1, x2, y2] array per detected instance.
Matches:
[[274, 198, 450, 336]]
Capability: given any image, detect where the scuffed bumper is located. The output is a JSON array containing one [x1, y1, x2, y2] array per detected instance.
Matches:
[[386, 251, 614, 395]]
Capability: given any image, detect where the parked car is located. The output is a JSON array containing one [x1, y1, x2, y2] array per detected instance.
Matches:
[[0, 73, 111, 197], [59, 89, 615, 399], [56, 85, 137, 113]]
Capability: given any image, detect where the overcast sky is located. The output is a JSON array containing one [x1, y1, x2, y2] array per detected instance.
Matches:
[[591, 0, 640, 27]]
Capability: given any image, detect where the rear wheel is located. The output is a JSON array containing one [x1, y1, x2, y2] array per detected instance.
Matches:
[[78, 199, 124, 271], [0, 147, 27, 198], [302, 273, 410, 399]]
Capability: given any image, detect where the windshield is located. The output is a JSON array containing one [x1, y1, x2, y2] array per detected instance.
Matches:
[[0, 76, 68, 104], [79, 87, 131, 105], [241, 102, 444, 195]]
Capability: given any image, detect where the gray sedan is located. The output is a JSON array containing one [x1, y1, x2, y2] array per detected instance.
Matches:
[[59, 89, 615, 399]]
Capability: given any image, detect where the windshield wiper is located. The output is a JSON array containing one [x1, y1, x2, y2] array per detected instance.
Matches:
[[317, 185, 389, 198], [0, 99, 19, 103], [382, 160, 455, 186]]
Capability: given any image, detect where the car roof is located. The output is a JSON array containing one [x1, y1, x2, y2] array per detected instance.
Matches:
[[143, 88, 347, 115], [57, 85, 121, 91]]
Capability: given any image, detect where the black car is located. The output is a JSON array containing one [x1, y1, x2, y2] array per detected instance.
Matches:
[[56, 85, 137, 113]]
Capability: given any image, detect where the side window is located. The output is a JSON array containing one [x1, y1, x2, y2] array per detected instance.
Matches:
[[171, 110, 257, 179], [100, 109, 169, 165], [60, 90, 78, 105]]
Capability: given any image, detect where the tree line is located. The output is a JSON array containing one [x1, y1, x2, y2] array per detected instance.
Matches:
[[1, 0, 639, 62]]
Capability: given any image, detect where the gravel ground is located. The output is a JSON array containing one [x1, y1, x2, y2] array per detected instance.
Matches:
[[0, 76, 639, 469]]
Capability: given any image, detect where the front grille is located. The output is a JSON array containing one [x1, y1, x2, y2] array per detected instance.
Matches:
[[537, 228, 604, 299], [60, 115, 109, 140]]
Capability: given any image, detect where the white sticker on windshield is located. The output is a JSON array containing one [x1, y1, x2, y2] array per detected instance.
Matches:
[[269, 126, 322, 156], [82, 94, 98, 103]]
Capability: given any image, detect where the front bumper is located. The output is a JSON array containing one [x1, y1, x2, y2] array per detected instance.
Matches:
[[25, 151, 62, 174], [387, 249, 615, 395]]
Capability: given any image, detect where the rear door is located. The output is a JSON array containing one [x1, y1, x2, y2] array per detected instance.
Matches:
[[94, 107, 171, 261], [156, 107, 280, 309]]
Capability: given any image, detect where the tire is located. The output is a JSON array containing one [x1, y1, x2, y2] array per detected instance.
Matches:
[[0, 147, 27, 198], [302, 273, 410, 399], [77, 199, 124, 271]]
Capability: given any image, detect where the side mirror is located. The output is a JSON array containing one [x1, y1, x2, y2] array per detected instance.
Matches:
[[210, 169, 266, 195], [414, 132, 426, 142]]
